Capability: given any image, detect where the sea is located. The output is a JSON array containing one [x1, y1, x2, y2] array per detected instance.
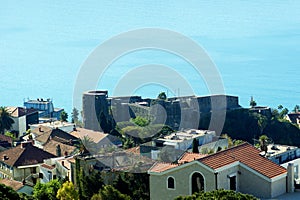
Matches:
[[1, 0, 299, 115]]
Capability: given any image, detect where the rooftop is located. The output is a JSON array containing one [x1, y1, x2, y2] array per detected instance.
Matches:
[[158, 129, 215, 142], [25, 98, 52, 104], [43, 139, 77, 156], [199, 143, 287, 179], [33, 126, 78, 144], [30, 121, 75, 129], [149, 143, 287, 179], [260, 144, 299, 158], [41, 163, 55, 170], [0, 179, 24, 191], [31, 125, 52, 137], [70, 127, 108, 143], [178, 152, 208, 164], [148, 162, 179, 173], [0, 142, 56, 167], [6, 106, 37, 118]]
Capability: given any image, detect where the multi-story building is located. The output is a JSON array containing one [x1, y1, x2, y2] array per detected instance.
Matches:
[[6, 106, 38, 138], [24, 98, 64, 121], [0, 142, 56, 185], [148, 143, 289, 199]]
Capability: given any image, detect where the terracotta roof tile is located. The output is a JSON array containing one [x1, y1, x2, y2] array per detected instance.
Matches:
[[149, 162, 179, 173], [125, 146, 140, 154], [0, 134, 13, 144], [34, 127, 78, 144], [178, 152, 208, 164], [31, 126, 52, 137], [0, 142, 56, 167], [70, 128, 107, 143], [41, 164, 55, 170], [6, 107, 37, 118], [0, 179, 23, 190], [199, 143, 287, 178], [43, 140, 77, 156]]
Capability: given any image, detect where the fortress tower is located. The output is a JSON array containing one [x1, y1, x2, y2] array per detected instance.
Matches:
[[82, 90, 109, 131]]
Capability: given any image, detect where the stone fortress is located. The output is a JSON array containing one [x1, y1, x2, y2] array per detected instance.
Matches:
[[82, 90, 241, 132]]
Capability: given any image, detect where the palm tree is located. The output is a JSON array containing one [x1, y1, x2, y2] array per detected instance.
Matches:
[[256, 114, 267, 134], [259, 135, 268, 154], [0, 107, 14, 134]]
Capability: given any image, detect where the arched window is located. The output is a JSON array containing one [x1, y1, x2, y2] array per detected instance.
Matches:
[[191, 172, 204, 194], [167, 176, 175, 189]]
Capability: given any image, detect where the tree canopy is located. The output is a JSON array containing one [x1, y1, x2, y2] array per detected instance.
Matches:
[[60, 111, 68, 122], [33, 179, 61, 200], [71, 107, 79, 123], [157, 92, 167, 100], [0, 107, 14, 134], [175, 189, 258, 200], [91, 185, 130, 200], [56, 181, 79, 200]]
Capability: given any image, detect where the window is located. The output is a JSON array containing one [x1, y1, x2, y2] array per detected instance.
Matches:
[[229, 176, 236, 191], [191, 172, 204, 194], [167, 177, 175, 189], [295, 165, 299, 180]]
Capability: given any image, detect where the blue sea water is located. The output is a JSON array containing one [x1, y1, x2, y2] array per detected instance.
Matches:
[[0, 0, 299, 114]]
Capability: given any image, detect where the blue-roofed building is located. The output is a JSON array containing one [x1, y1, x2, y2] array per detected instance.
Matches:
[[24, 98, 64, 121]]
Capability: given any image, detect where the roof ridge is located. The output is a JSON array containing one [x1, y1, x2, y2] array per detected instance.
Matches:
[[198, 142, 249, 161]]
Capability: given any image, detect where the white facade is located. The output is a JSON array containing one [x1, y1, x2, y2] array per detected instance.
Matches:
[[10, 115, 27, 137], [30, 121, 75, 133], [157, 130, 216, 151]]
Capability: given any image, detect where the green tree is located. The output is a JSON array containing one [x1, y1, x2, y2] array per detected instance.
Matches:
[[278, 105, 283, 110], [221, 134, 233, 148], [77, 169, 104, 200], [279, 108, 289, 119], [249, 97, 257, 107], [4, 131, 16, 140], [259, 135, 269, 154], [91, 185, 131, 200], [192, 138, 199, 153], [293, 105, 300, 112], [131, 116, 150, 127], [33, 179, 61, 200], [256, 114, 268, 134], [157, 92, 167, 100], [71, 107, 79, 123], [56, 181, 79, 200], [175, 189, 258, 200], [113, 174, 130, 195], [0, 107, 14, 134], [60, 111, 68, 122], [233, 140, 244, 146], [0, 183, 21, 200]]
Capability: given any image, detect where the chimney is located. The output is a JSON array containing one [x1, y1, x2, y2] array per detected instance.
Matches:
[[73, 125, 77, 131], [3, 155, 8, 161], [62, 161, 64, 166], [287, 163, 295, 193], [56, 144, 61, 157]]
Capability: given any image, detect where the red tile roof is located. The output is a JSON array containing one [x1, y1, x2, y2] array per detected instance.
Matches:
[[41, 164, 55, 170], [178, 152, 208, 164], [43, 139, 77, 156], [199, 143, 287, 178], [6, 107, 37, 118], [149, 162, 179, 173], [0, 179, 24, 191], [0, 142, 56, 167], [125, 146, 140, 154]]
